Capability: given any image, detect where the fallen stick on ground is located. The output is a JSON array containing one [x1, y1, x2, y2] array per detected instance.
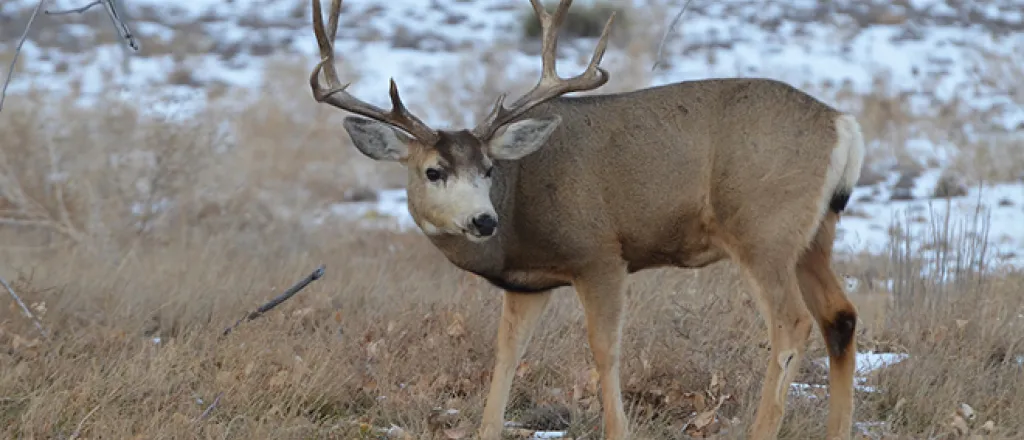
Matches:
[[193, 392, 223, 423], [222, 264, 326, 336], [0, 274, 49, 339]]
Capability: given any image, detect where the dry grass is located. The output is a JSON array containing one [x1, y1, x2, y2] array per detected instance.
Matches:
[[1, 190, 1023, 439], [2, 9, 1024, 439]]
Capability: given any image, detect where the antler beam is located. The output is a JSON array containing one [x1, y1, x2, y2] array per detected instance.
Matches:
[[309, 0, 439, 144]]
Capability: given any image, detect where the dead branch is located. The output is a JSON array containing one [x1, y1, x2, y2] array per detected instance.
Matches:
[[44, 0, 101, 15], [651, 0, 694, 72], [0, 0, 46, 113], [0, 275, 49, 339], [222, 264, 326, 336], [45, 0, 139, 51], [0, 0, 139, 114]]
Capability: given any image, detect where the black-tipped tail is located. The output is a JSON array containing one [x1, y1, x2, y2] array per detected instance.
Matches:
[[829, 188, 852, 214]]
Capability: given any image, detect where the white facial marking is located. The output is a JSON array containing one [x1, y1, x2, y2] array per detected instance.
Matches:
[[411, 165, 497, 241], [417, 217, 443, 236], [438, 173, 494, 231]]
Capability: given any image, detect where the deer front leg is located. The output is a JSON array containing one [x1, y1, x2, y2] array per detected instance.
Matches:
[[479, 290, 553, 440], [574, 262, 630, 440]]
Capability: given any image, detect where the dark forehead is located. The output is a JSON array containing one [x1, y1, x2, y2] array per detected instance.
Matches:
[[434, 130, 486, 167]]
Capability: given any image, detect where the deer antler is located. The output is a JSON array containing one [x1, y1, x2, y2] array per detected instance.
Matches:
[[309, 0, 439, 145], [472, 0, 615, 140]]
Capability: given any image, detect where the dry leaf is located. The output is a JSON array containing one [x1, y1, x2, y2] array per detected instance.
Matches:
[[170, 412, 191, 425], [366, 338, 384, 359], [362, 376, 379, 392], [515, 361, 531, 378], [664, 388, 686, 407], [692, 408, 716, 429], [11, 334, 40, 350], [980, 420, 996, 433], [692, 392, 707, 411], [291, 307, 314, 318], [955, 319, 969, 331], [292, 356, 310, 378], [384, 425, 414, 440], [268, 369, 289, 389], [443, 427, 468, 439], [446, 313, 466, 338], [684, 393, 728, 437], [950, 414, 969, 435], [709, 371, 725, 396], [427, 407, 461, 436]]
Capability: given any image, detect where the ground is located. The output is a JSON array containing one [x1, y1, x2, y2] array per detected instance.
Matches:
[[0, 0, 1022, 438]]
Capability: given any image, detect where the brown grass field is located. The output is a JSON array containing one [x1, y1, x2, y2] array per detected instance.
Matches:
[[2, 4, 1024, 437]]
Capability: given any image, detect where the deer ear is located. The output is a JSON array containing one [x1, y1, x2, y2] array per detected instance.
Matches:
[[343, 116, 414, 162], [486, 115, 561, 160]]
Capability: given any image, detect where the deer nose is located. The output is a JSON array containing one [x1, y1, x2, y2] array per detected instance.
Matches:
[[471, 213, 498, 237]]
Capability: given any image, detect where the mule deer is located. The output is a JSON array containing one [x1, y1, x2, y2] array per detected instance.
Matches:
[[308, 0, 866, 438]]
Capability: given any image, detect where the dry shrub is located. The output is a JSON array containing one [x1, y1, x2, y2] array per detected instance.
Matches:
[[0, 54, 412, 253], [519, 0, 631, 45]]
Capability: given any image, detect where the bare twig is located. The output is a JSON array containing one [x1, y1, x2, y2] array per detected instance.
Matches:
[[46, 0, 139, 51], [651, 0, 695, 72], [100, 0, 140, 52], [0, 0, 140, 114], [44, 0, 100, 15], [222, 265, 326, 336], [0, 275, 49, 339], [193, 392, 223, 423], [0, 0, 47, 114]]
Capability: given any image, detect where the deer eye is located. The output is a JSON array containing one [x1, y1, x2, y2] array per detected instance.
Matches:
[[425, 168, 444, 182], [485, 166, 494, 178]]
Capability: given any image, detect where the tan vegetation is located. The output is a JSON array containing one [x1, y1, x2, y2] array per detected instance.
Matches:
[[1, 2, 1023, 438]]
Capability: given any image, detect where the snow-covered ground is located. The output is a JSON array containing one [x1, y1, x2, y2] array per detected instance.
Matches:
[[2, 0, 1022, 270]]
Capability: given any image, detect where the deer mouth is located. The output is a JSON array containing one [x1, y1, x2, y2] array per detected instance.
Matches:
[[463, 227, 496, 243]]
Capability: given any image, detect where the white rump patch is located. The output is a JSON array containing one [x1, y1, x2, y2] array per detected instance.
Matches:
[[833, 114, 866, 197], [813, 114, 866, 219], [806, 113, 866, 246]]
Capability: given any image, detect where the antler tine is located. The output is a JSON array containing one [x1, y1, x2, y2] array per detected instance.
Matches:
[[531, 0, 572, 80], [472, 1, 615, 140], [327, 0, 340, 42], [308, 0, 439, 144]]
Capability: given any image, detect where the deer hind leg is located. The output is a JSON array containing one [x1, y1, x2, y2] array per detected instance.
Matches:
[[796, 212, 857, 440], [479, 290, 554, 440], [573, 261, 630, 440], [738, 250, 815, 440]]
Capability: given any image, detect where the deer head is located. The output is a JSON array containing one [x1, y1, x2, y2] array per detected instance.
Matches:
[[309, 0, 614, 242]]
